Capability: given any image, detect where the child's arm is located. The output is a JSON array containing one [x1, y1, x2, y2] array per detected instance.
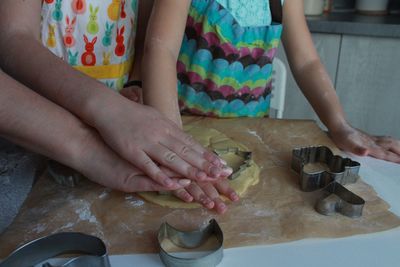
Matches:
[[281, 0, 400, 163], [121, 0, 155, 103], [141, 0, 191, 127], [142, 0, 241, 212], [0, 70, 190, 192], [0, 0, 228, 187]]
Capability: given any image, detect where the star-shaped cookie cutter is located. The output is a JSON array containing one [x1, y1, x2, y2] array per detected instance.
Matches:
[[214, 148, 252, 180], [158, 219, 223, 267], [291, 146, 365, 218]]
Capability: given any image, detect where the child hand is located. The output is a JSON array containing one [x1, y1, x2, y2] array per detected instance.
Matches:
[[120, 85, 143, 103], [172, 179, 240, 214], [329, 123, 400, 163]]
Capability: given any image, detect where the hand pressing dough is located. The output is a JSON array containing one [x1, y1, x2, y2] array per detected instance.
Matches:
[[138, 126, 260, 208]]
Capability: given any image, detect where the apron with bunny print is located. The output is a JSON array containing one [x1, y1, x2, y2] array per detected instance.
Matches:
[[41, 0, 138, 90]]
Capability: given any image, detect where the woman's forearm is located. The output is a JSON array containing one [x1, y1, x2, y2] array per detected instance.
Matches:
[[0, 70, 92, 170], [0, 32, 117, 128]]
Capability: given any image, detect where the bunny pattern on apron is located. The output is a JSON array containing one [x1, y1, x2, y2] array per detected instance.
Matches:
[[41, 0, 138, 90]]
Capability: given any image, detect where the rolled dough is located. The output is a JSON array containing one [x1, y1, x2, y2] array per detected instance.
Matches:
[[138, 126, 260, 208]]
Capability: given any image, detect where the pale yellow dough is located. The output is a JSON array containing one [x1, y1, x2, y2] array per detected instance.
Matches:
[[138, 126, 260, 208]]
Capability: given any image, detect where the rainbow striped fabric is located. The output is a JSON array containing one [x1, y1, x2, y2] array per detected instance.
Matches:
[[177, 0, 283, 117]]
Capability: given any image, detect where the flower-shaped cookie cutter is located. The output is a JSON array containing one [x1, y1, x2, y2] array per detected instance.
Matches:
[[291, 146, 365, 218], [158, 219, 223, 267], [214, 148, 252, 180]]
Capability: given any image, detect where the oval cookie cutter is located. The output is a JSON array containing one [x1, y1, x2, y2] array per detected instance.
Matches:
[[0, 232, 111, 267], [291, 146, 365, 218], [158, 219, 224, 267]]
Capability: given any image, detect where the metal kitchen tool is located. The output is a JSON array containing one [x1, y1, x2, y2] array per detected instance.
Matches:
[[214, 148, 252, 180], [158, 219, 224, 267], [291, 146, 365, 218], [47, 160, 84, 187], [315, 181, 365, 218], [0, 232, 111, 267]]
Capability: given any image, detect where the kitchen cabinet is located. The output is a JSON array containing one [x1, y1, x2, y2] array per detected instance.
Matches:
[[336, 35, 400, 137], [277, 31, 400, 138]]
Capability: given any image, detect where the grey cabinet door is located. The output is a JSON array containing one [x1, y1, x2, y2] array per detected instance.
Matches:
[[277, 33, 341, 129], [336, 35, 400, 138]]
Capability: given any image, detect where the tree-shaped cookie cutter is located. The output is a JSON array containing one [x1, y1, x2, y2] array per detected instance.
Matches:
[[214, 148, 252, 180], [291, 146, 365, 218], [158, 219, 223, 267]]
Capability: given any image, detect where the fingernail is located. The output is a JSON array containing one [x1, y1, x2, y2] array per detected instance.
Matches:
[[210, 166, 221, 177], [201, 197, 213, 208], [164, 179, 174, 187], [184, 193, 193, 202], [205, 201, 214, 209], [221, 166, 233, 177], [212, 157, 221, 165], [178, 179, 191, 186], [196, 171, 207, 180], [230, 192, 239, 201], [217, 202, 227, 213]]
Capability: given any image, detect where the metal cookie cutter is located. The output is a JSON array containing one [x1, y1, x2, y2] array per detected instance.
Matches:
[[316, 181, 365, 218], [47, 160, 85, 187], [0, 232, 111, 267], [291, 146, 365, 218], [214, 148, 252, 180], [158, 219, 224, 267]]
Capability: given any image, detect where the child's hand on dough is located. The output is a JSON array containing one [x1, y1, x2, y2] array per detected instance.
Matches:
[[173, 179, 240, 214]]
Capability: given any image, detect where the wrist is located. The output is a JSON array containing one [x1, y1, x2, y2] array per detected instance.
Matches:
[[145, 97, 182, 127], [326, 116, 350, 134], [53, 120, 97, 172], [82, 86, 124, 128]]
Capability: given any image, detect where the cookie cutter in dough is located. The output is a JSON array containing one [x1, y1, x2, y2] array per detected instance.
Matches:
[[214, 148, 252, 180], [291, 146, 365, 218], [0, 232, 111, 267], [158, 219, 224, 267], [47, 160, 85, 187]]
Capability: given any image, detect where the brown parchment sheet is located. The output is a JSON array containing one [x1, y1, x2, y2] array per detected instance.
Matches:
[[1, 117, 400, 256]]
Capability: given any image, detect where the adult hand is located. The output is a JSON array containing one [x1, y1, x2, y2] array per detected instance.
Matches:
[[329, 123, 400, 163], [173, 179, 240, 214], [72, 126, 194, 192], [92, 94, 231, 189]]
